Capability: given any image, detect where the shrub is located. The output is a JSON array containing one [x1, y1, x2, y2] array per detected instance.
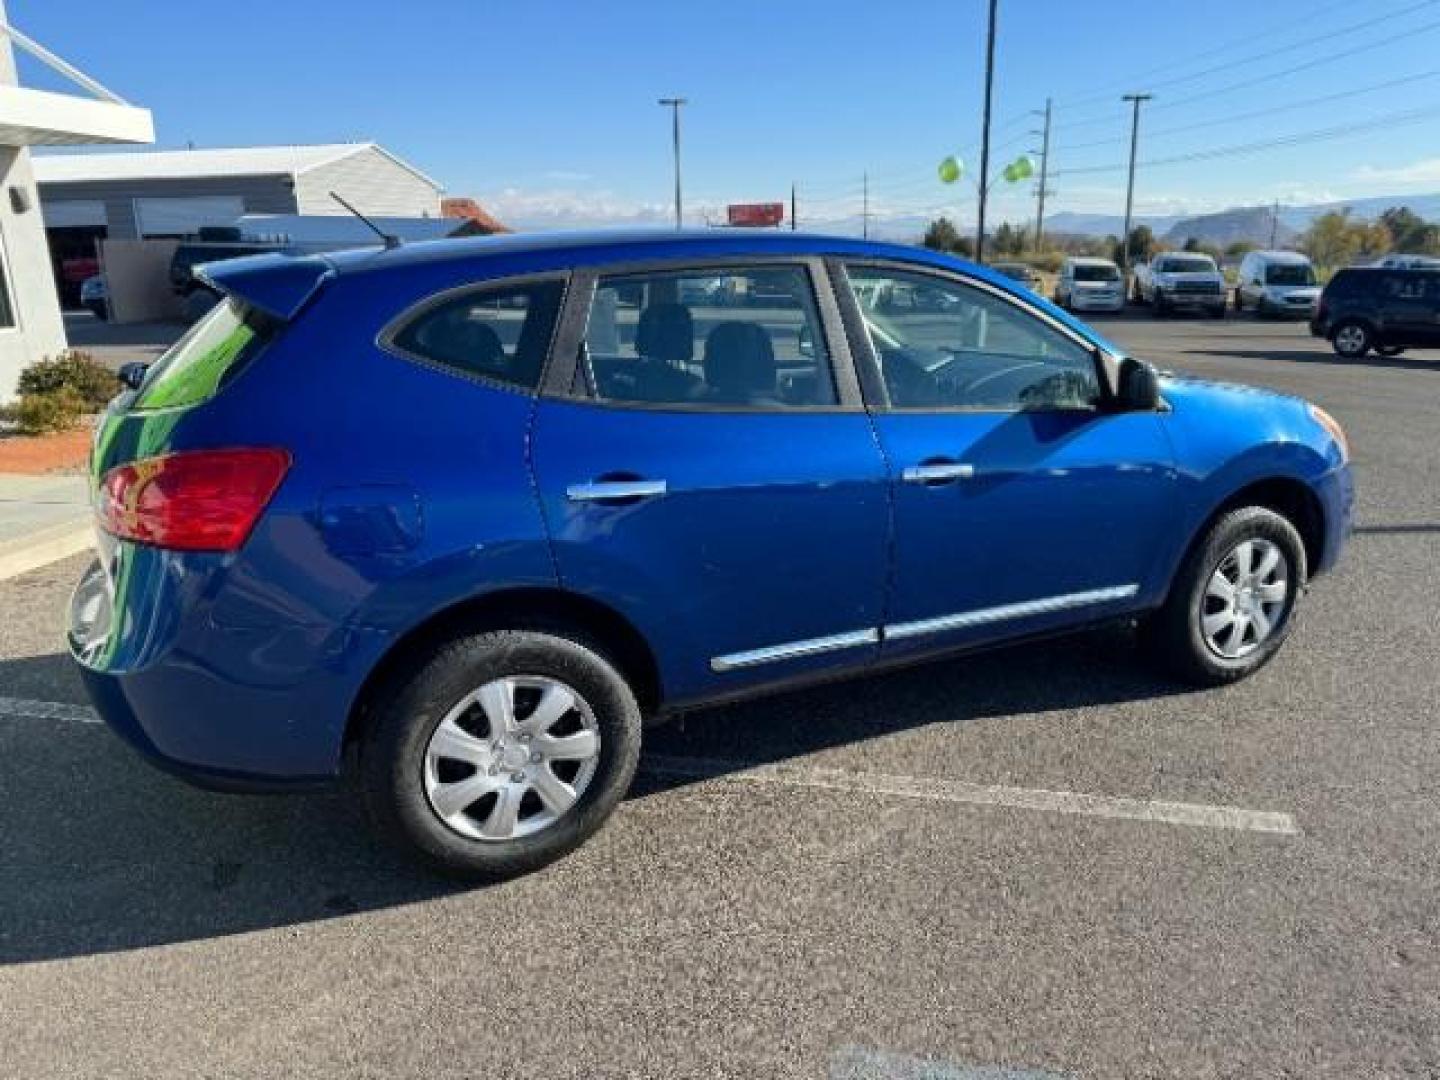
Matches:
[[13, 387, 88, 435], [16, 351, 115, 411]]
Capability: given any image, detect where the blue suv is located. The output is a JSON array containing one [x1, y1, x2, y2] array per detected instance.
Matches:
[[69, 231, 1352, 878]]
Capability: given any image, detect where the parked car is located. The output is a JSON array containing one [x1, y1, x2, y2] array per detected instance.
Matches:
[[1234, 251, 1320, 317], [1371, 253, 1440, 270], [69, 230, 1352, 880], [990, 262, 1040, 291], [170, 239, 285, 321], [79, 274, 108, 320], [1133, 252, 1228, 316], [1311, 265, 1440, 358], [1054, 257, 1124, 313]]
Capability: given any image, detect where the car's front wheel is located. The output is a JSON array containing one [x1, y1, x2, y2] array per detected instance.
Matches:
[[359, 629, 642, 880], [1332, 320, 1372, 358], [1141, 507, 1306, 686]]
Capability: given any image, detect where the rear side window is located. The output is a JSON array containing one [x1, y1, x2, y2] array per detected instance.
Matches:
[[581, 265, 837, 409], [389, 280, 566, 391], [134, 297, 272, 411]]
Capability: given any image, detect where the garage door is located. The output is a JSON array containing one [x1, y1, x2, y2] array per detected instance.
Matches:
[[134, 196, 244, 238], [42, 200, 107, 229]]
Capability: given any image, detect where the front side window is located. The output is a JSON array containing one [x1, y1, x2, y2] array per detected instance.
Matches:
[[845, 265, 1101, 411], [582, 265, 836, 408], [390, 280, 565, 390]]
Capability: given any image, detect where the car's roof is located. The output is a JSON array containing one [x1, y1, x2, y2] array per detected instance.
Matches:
[[1066, 256, 1117, 266], [316, 228, 940, 277]]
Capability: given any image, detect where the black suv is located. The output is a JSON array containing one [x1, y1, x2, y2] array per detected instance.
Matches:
[[1311, 267, 1440, 358]]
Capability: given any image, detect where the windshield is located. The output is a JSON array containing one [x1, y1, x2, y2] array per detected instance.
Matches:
[[1266, 263, 1316, 286], [1157, 256, 1215, 274], [1074, 264, 1120, 282]]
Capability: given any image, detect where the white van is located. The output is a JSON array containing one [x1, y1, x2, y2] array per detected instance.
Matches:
[[1234, 250, 1320, 317], [1054, 257, 1124, 313]]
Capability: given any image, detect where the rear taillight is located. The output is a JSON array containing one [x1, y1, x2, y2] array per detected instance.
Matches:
[[97, 448, 291, 552]]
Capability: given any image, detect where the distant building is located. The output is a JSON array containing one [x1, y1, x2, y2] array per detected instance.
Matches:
[[34, 142, 443, 305], [0, 2, 153, 400], [442, 197, 510, 234]]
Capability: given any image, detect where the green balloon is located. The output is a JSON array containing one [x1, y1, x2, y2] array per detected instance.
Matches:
[[1002, 163, 1019, 183], [938, 155, 964, 184], [1010, 155, 1035, 181]]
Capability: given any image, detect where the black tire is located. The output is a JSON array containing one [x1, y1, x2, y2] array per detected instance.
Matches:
[[1233, 289, 1244, 314], [1331, 319, 1372, 358], [1210, 303, 1227, 319], [1153, 294, 1168, 317], [359, 629, 642, 880], [1140, 506, 1307, 687]]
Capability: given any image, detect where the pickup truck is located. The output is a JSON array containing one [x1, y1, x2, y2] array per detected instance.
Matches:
[[1133, 252, 1227, 317]]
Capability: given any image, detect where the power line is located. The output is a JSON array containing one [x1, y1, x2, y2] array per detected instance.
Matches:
[[1050, 67, 1440, 156], [1051, 103, 1440, 178], [1060, 0, 1436, 113]]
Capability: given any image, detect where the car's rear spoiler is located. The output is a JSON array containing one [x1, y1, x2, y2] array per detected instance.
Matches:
[[197, 252, 334, 322]]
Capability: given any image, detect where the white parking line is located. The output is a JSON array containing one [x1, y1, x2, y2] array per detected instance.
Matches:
[[0, 696, 101, 724], [0, 696, 1299, 836], [645, 755, 1300, 836]]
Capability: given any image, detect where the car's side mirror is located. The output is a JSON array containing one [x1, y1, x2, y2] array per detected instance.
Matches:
[[117, 361, 150, 392], [1115, 356, 1161, 411]]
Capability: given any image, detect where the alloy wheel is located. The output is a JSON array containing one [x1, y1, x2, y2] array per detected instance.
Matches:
[[423, 675, 602, 842], [1199, 538, 1290, 660], [1334, 324, 1368, 356]]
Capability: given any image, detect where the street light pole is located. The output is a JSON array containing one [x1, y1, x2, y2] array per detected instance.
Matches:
[[1120, 93, 1152, 273], [658, 97, 687, 229], [975, 0, 998, 263]]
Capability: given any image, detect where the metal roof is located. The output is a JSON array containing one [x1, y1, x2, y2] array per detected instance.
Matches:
[[32, 142, 440, 189]]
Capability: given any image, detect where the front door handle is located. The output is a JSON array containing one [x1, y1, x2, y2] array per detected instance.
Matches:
[[566, 479, 668, 503], [902, 462, 975, 485]]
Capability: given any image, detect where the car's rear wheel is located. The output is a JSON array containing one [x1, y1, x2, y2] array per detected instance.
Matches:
[[359, 629, 642, 880], [1332, 320, 1372, 358], [1141, 506, 1306, 686]]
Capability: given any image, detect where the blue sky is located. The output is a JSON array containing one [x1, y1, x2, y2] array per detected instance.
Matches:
[[18, 0, 1440, 230]]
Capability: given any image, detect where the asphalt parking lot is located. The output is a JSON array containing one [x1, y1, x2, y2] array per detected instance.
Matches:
[[2, 311, 1437, 1078]]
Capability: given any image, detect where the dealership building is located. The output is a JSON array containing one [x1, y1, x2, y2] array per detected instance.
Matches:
[[0, 5, 153, 400], [35, 142, 443, 303]]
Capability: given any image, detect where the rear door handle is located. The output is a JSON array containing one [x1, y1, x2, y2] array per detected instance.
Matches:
[[902, 462, 974, 485], [566, 479, 668, 503]]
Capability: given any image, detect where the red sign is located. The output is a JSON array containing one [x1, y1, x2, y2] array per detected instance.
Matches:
[[727, 202, 785, 227]]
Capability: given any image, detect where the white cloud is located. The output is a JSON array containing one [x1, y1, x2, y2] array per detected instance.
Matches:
[[1350, 158, 1440, 189]]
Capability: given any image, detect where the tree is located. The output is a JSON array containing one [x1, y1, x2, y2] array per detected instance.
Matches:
[[1301, 210, 1391, 269], [1225, 240, 1256, 259], [922, 216, 963, 253], [1379, 206, 1440, 254], [921, 216, 974, 258], [992, 220, 1030, 257], [1112, 225, 1155, 265]]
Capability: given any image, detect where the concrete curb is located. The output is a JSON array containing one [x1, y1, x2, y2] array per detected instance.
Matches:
[[0, 520, 95, 582]]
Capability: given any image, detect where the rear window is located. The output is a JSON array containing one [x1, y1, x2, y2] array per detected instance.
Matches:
[[134, 298, 272, 411], [388, 280, 566, 391]]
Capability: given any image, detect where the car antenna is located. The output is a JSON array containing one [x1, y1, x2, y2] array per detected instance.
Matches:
[[329, 190, 401, 249]]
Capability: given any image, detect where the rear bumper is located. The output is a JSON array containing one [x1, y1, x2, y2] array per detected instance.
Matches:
[[67, 546, 383, 792], [1069, 293, 1125, 312]]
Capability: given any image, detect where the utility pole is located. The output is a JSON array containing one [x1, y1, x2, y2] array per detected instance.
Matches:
[[790, 183, 797, 231], [863, 171, 870, 239], [1120, 92, 1152, 273], [658, 97, 687, 229], [1033, 97, 1052, 253], [975, 0, 999, 263], [1269, 198, 1280, 248]]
